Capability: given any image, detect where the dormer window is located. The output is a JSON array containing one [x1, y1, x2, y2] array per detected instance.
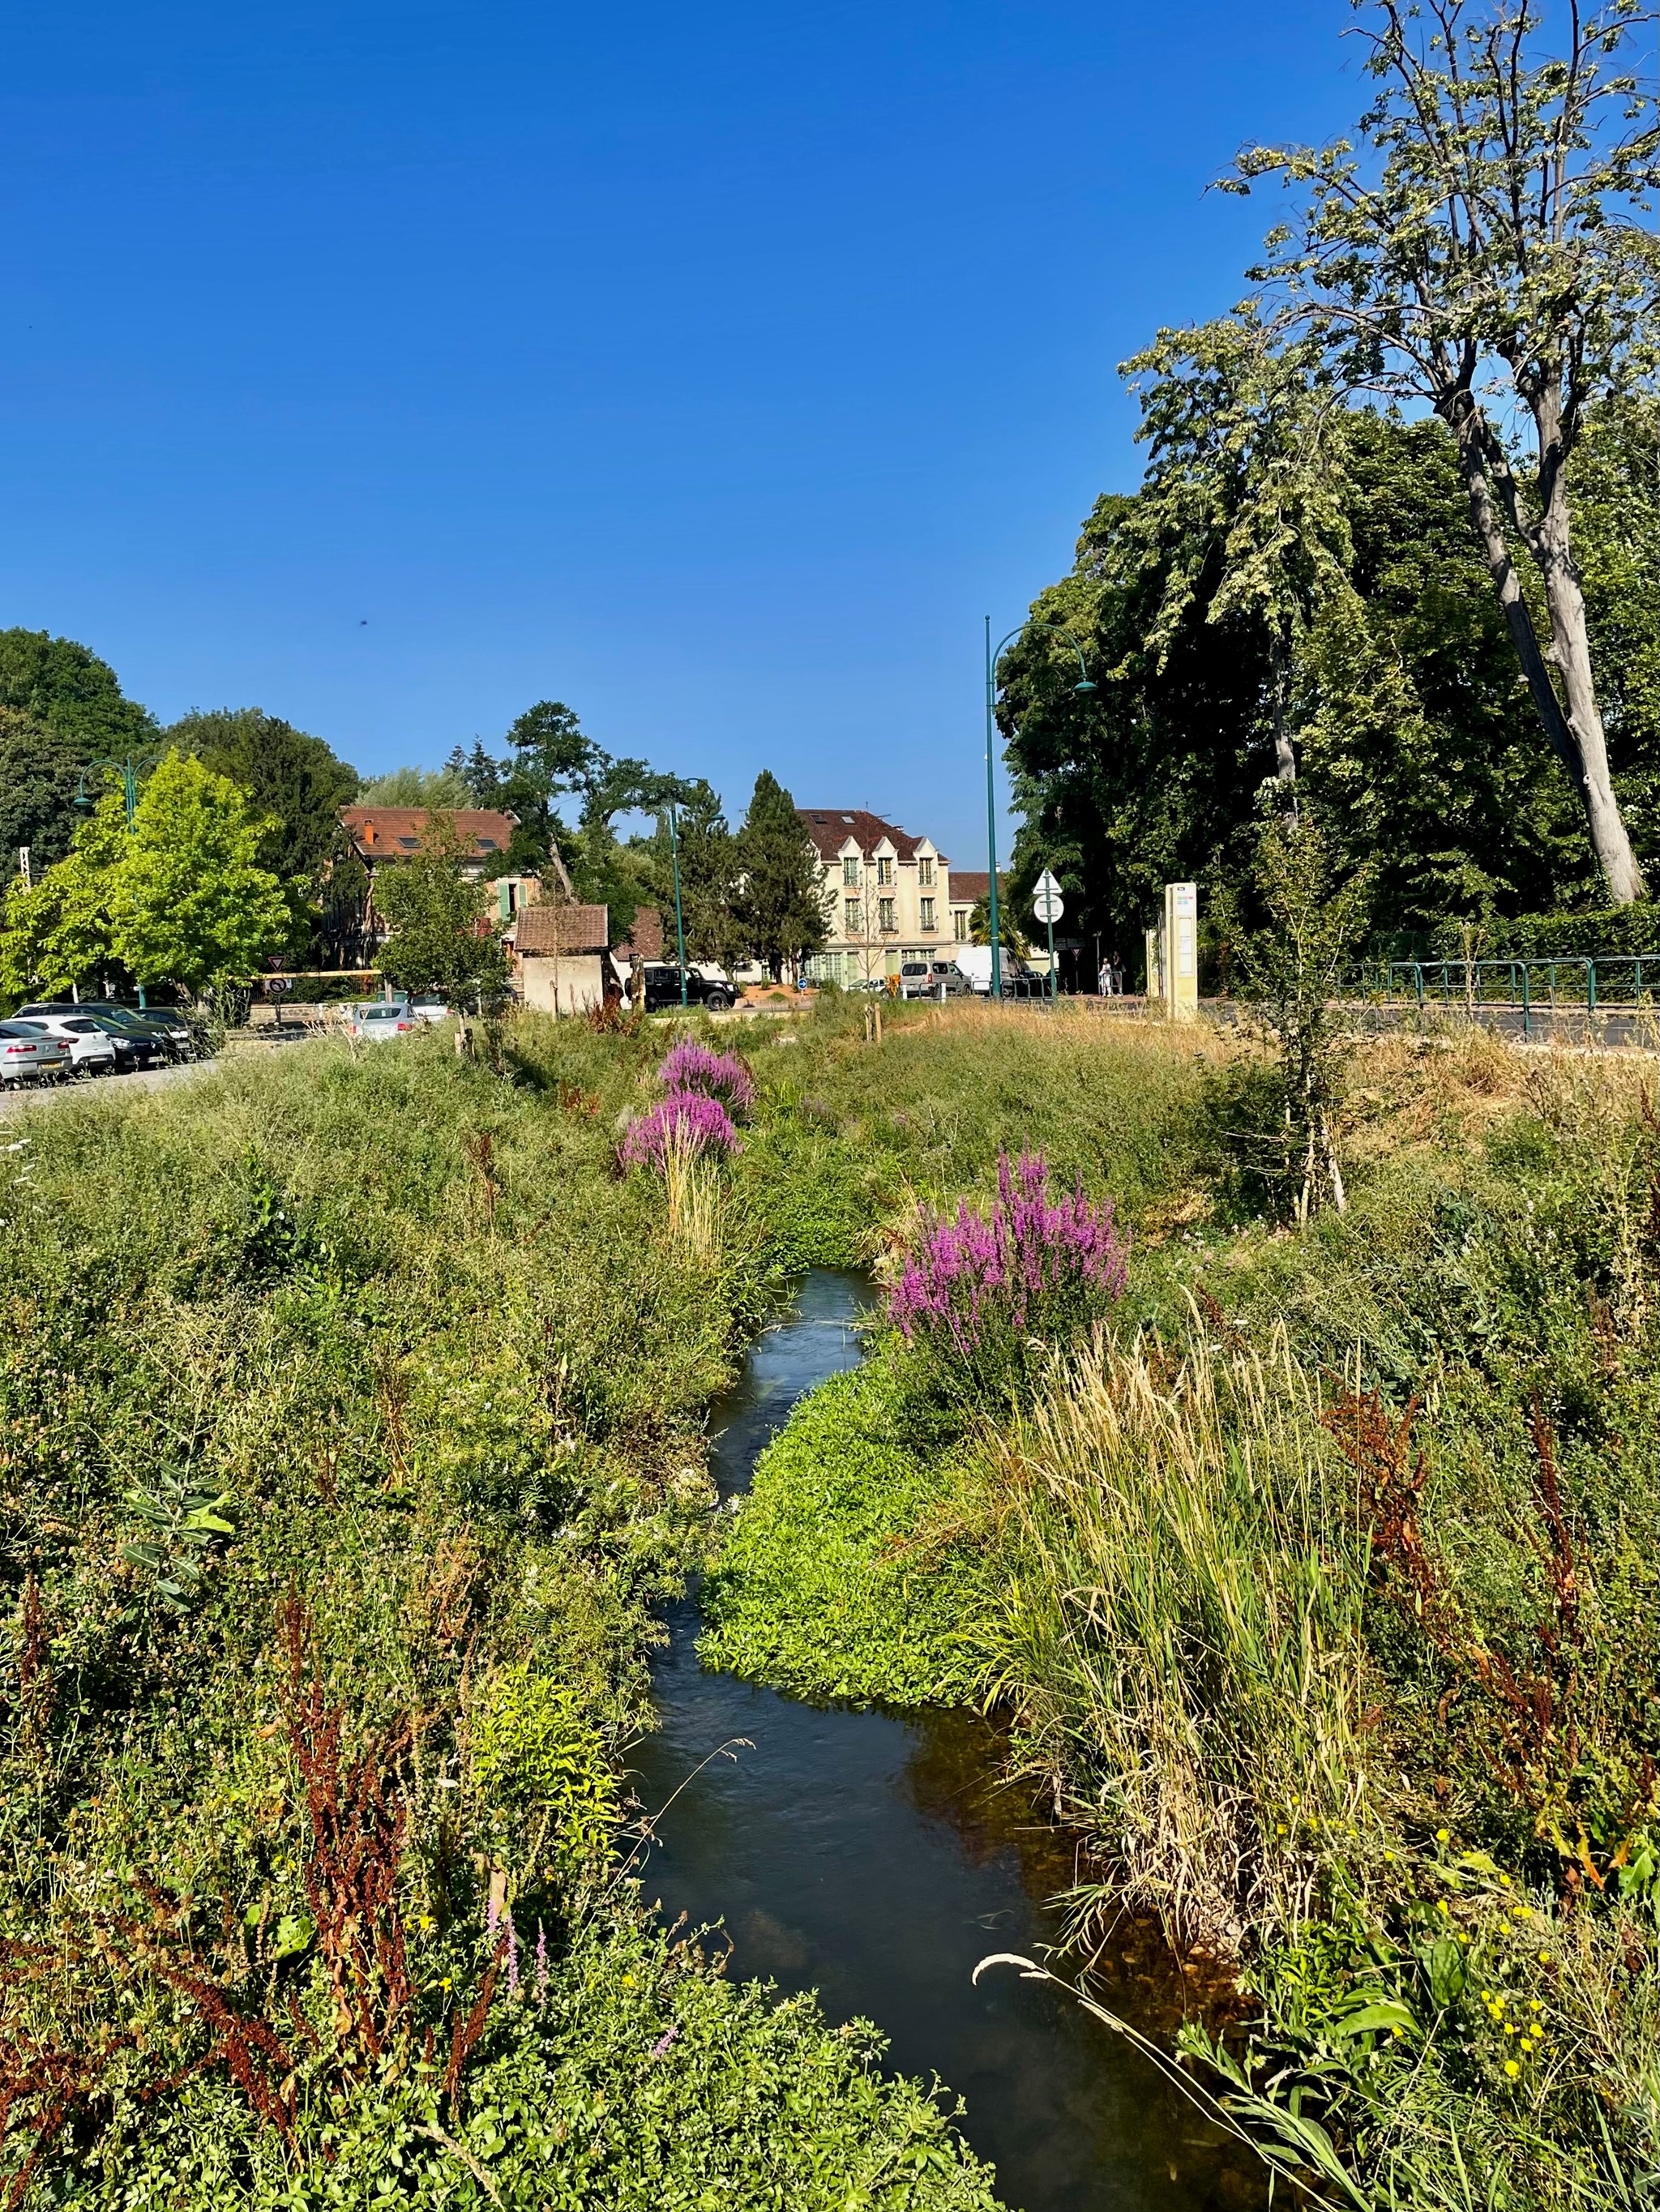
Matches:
[[876, 856, 894, 888]]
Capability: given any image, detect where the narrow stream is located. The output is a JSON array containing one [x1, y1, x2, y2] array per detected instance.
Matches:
[[630, 1270, 1260, 2212]]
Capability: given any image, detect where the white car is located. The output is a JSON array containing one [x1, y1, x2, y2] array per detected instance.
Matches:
[[0, 1021, 71, 1085], [7, 1013, 119, 1076], [346, 1004, 417, 1042], [404, 995, 452, 1025]]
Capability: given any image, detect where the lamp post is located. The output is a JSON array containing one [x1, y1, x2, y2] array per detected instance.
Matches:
[[983, 621, 1093, 1000], [76, 753, 160, 1007], [667, 804, 689, 1008]]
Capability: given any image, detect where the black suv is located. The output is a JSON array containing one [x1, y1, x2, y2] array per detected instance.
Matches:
[[639, 965, 735, 1013]]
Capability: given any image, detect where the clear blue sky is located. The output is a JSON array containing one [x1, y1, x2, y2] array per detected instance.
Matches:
[[2, 0, 1362, 867]]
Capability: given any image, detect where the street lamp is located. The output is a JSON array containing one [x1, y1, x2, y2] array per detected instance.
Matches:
[[982, 620, 1093, 1001], [666, 804, 689, 1008], [77, 753, 161, 1008]]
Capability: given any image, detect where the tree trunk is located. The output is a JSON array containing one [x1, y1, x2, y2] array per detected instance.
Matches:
[[1268, 620, 1298, 819], [1449, 413, 1647, 905], [1531, 490, 1648, 905]]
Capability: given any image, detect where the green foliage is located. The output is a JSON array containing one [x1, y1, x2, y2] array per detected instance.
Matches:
[[359, 763, 474, 807], [733, 770, 828, 979], [374, 815, 511, 1003], [118, 1470, 237, 1617], [113, 750, 294, 995], [700, 1352, 984, 1705], [169, 705, 361, 887], [470, 1661, 619, 1876], [0, 707, 86, 875], [0, 626, 157, 757]]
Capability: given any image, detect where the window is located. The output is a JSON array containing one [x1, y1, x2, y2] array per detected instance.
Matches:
[[876, 856, 894, 888], [953, 909, 969, 942], [878, 897, 896, 933], [397, 836, 420, 849], [918, 857, 934, 888], [845, 897, 862, 935], [477, 837, 498, 850], [842, 856, 860, 886], [919, 897, 935, 931]]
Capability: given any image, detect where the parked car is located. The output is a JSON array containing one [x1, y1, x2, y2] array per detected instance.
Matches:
[[15, 1001, 203, 1062], [640, 965, 735, 1013], [404, 995, 452, 1025], [346, 1003, 417, 1042], [0, 1021, 71, 1085], [6, 1014, 121, 1076], [898, 960, 971, 1000]]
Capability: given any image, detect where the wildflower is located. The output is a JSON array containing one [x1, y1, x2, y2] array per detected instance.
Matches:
[[1512, 1903, 1530, 1918], [1383, 1850, 1394, 1862], [619, 1089, 742, 1170], [1435, 1829, 1450, 1843], [1528, 1999, 1542, 2013], [1457, 1932, 1470, 1945], [1276, 1823, 1287, 1835], [1504, 2022, 1517, 2035], [657, 1040, 755, 1115], [1436, 1899, 1450, 1916], [1498, 1873, 1512, 1888], [1537, 1950, 1551, 1966], [650, 2025, 681, 2060], [1504, 2060, 1519, 2077]]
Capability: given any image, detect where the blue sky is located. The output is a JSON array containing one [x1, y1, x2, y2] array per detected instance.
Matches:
[[2, 0, 1362, 867]]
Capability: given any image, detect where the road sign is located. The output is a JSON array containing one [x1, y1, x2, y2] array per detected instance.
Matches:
[[1032, 869, 1065, 925]]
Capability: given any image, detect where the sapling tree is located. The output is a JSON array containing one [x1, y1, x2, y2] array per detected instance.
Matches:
[[374, 815, 510, 1007], [1229, 0, 1658, 899], [1234, 803, 1374, 1223]]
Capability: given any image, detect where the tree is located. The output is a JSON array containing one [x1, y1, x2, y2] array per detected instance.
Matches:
[[109, 754, 292, 997], [732, 772, 828, 980], [357, 765, 473, 807], [1230, 0, 1658, 900], [0, 709, 86, 875], [1120, 311, 1352, 793], [0, 793, 130, 1001], [373, 817, 509, 1004], [0, 628, 158, 758], [167, 708, 360, 885], [657, 781, 746, 970]]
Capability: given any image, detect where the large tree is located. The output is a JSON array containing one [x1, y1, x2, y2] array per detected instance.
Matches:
[[732, 772, 828, 980], [167, 708, 359, 885], [0, 629, 160, 871], [0, 709, 86, 875], [372, 818, 509, 1005], [1230, 0, 1658, 900]]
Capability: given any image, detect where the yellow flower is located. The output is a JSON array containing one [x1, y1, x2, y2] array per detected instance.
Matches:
[[1499, 1873, 1512, 1888], [1436, 1899, 1450, 1916], [1383, 1850, 1395, 1863], [1276, 1824, 1287, 1835], [1512, 1903, 1530, 1919], [621, 1975, 635, 1987], [1504, 2060, 1520, 2078], [1528, 1998, 1542, 2011], [1435, 1828, 1450, 1843], [1504, 2023, 1517, 2035], [1537, 1950, 1551, 1966], [1457, 1933, 1470, 1945]]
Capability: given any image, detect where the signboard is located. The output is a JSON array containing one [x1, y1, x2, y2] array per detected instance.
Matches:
[[1032, 869, 1065, 925], [1162, 881, 1198, 1020]]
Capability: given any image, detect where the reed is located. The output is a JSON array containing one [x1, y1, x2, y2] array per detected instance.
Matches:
[[978, 1315, 1374, 1954]]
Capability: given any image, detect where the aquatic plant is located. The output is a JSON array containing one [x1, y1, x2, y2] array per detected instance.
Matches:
[[888, 1149, 1127, 1356], [618, 1089, 742, 1171], [657, 1039, 755, 1115]]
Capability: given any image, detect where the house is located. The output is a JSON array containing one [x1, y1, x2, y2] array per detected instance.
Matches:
[[946, 871, 1004, 947], [508, 904, 612, 1015], [797, 810, 952, 985], [340, 807, 518, 879]]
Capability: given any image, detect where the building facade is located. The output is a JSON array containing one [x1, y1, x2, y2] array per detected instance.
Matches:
[[797, 809, 953, 984]]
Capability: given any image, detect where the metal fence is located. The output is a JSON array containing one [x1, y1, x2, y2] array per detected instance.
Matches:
[[1350, 956, 1660, 1033]]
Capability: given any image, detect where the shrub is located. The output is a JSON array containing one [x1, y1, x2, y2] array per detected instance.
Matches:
[[657, 1039, 755, 1115], [888, 1149, 1127, 1399], [618, 1089, 742, 1171]]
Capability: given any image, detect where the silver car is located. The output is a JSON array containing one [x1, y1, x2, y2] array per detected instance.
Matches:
[[8, 1013, 119, 1076], [0, 1021, 71, 1085], [346, 1004, 417, 1042]]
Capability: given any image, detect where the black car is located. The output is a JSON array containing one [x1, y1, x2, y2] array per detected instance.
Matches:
[[639, 965, 735, 1013]]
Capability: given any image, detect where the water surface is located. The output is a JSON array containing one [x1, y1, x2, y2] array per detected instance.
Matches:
[[630, 1270, 1258, 2212]]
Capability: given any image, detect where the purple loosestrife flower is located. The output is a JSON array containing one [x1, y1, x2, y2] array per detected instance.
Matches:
[[888, 1150, 1127, 1354], [657, 1039, 755, 1115], [618, 1089, 742, 1172], [650, 2025, 681, 2060]]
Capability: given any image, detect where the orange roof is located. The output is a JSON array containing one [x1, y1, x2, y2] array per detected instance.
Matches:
[[798, 809, 943, 867], [513, 904, 610, 954], [340, 806, 516, 859], [948, 871, 1002, 904], [616, 906, 665, 960]]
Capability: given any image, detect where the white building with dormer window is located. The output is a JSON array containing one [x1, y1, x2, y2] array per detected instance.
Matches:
[[796, 809, 952, 984]]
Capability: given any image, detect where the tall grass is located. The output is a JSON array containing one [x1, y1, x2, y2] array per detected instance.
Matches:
[[980, 1320, 1372, 1953]]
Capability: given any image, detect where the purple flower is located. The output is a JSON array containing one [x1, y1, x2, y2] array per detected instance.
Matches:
[[657, 1039, 754, 1115], [888, 1150, 1127, 1354], [650, 2025, 681, 2060], [619, 1088, 742, 1172]]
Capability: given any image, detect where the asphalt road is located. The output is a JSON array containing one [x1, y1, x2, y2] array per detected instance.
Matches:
[[0, 1058, 216, 1117]]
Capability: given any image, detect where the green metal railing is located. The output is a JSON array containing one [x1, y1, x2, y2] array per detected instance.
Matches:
[[1350, 956, 1660, 1036]]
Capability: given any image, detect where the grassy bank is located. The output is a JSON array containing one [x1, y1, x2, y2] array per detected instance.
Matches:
[[700, 1012, 1660, 2209], [0, 1020, 1005, 2206]]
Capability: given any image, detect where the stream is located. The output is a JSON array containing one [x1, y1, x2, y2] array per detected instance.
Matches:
[[629, 1269, 1260, 2212]]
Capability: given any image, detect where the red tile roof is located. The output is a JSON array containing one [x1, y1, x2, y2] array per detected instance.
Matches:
[[949, 871, 1003, 905], [614, 906, 665, 960], [798, 809, 943, 867], [340, 806, 516, 859], [513, 904, 610, 954]]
